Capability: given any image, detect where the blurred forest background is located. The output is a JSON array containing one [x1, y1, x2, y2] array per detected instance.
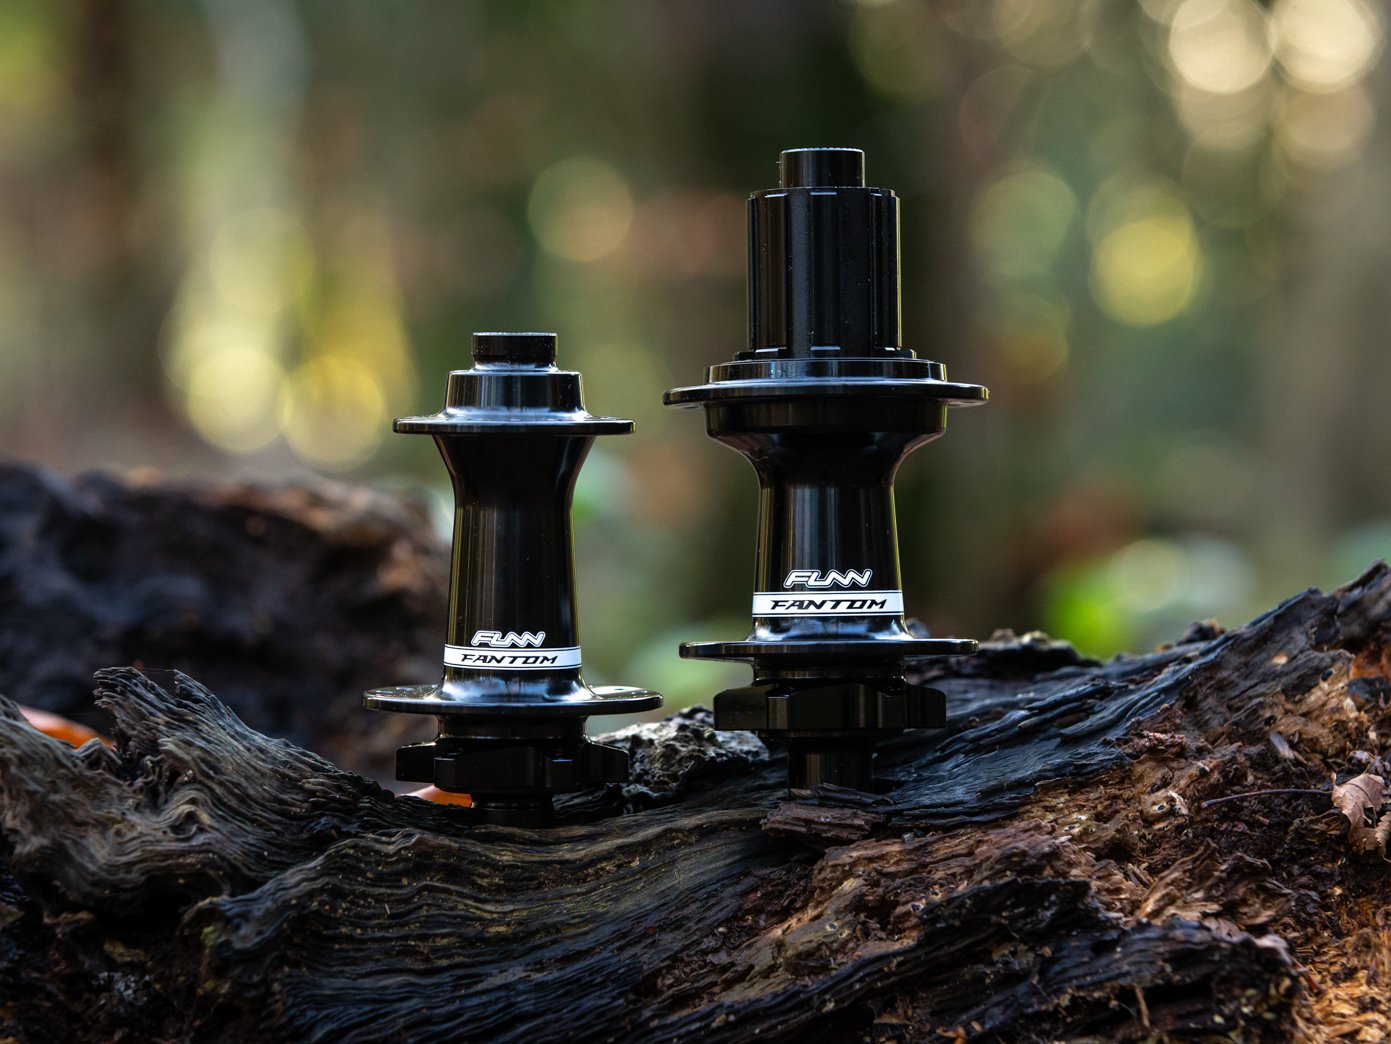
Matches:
[[0, 0, 1387, 707]]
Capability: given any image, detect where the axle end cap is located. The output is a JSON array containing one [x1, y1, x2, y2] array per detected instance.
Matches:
[[779, 148, 865, 189], [472, 331, 557, 368]]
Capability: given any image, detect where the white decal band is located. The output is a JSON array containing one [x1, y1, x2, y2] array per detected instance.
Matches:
[[444, 645, 582, 670], [752, 590, 904, 616]]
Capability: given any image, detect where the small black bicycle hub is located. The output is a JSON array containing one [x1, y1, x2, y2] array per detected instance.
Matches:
[[364, 332, 661, 826]]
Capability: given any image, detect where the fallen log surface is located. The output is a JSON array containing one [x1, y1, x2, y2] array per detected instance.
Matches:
[[0, 461, 447, 777], [3, 563, 1391, 1041]]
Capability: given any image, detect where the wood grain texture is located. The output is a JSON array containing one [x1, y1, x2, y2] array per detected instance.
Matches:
[[2, 565, 1390, 1041]]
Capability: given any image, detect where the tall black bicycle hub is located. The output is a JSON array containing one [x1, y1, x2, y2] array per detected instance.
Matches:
[[365, 332, 661, 826], [664, 148, 987, 792]]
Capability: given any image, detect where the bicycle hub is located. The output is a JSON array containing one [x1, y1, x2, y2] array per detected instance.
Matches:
[[364, 332, 661, 826], [664, 148, 987, 792]]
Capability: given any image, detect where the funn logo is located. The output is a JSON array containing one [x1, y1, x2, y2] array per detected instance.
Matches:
[[783, 569, 872, 589], [471, 630, 546, 648]]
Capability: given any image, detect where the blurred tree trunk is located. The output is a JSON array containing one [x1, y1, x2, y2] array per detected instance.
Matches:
[[1259, 56, 1391, 593], [72, 0, 166, 415]]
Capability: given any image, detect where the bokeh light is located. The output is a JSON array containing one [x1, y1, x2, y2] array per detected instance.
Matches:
[[1270, 0, 1383, 93], [1044, 536, 1256, 656], [849, 1, 946, 101], [1088, 181, 1202, 326], [208, 208, 310, 315], [990, 0, 1087, 69], [1168, 0, 1271, 96], [280, 355, 387, 470], [971, 165, 1076, 283], [1275, 86, 1376, 170], [528, 157, 635, 264], [183, 345, 284, 454], [0, 2, 62, 127], [1171, 77, 1276, 148], [985, 292, 1070, 383]]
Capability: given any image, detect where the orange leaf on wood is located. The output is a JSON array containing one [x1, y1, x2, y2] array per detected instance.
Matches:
[[18, 706, 107, 747], [408, 786, 473, 807]]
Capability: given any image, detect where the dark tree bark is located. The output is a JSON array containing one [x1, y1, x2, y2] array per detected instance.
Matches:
[[2, 549, 1390, 1040], [0, 461, 446, 778]]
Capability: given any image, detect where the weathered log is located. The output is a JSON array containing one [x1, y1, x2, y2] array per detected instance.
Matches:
[[0, 461, 447, 777], [2, 563, 1391, 1040]]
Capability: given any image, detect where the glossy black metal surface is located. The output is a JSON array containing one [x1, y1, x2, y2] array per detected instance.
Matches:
[[748, 146, 900, 359], [664, 148, 987, 792], [365, 332, 660, 826]]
